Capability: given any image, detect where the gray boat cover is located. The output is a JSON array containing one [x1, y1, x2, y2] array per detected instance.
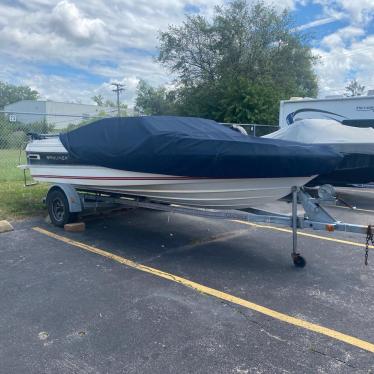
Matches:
[[59, 116, 342, 178], [264, 118, 374, 144]]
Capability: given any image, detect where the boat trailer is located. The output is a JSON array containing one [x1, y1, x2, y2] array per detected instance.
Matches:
[[45, 184, 373, 268]]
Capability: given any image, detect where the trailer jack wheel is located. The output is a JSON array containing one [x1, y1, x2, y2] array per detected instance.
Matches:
[[292, 253, 306, 268]]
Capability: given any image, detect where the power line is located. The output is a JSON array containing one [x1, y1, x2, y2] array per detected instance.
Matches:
[[111, 82, 125, 117]]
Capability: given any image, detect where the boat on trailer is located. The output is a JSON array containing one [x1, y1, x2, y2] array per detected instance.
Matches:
[[22, 116, 341, 209], [20, 116, 373, 267]]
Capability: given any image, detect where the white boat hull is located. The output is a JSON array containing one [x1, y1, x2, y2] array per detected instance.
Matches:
[[26, 164, 314, 209]]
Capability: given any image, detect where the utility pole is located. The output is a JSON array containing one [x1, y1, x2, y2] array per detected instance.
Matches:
[[111, 82, 125, 117]]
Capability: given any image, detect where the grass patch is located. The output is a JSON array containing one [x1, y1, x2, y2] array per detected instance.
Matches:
[[0, 148, 27, 181], [0, 181, 48, 220], [0, 148, 48, 219]]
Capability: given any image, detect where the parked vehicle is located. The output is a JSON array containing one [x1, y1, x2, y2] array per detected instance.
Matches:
[[279, 94, 374, 128]]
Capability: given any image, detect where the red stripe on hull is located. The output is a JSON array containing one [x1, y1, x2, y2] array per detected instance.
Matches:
[[32, 174, 206, 181]]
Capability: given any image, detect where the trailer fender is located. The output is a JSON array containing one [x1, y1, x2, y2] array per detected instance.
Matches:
[[47, 184, 83, 213]]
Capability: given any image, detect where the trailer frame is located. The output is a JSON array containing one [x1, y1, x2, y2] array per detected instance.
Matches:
[[45, 183, 372, 268]]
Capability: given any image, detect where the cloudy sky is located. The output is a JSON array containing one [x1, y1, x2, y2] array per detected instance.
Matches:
[[1, 0, 373, 107]]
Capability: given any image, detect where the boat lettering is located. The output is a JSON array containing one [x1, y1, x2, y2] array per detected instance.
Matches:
[[46, 155, 69, 161], [356, 106, 374, 112]]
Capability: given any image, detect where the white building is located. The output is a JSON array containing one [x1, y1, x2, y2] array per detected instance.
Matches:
[[4, 100, 111, 129]]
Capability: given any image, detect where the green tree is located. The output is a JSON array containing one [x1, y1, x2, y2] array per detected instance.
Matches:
[[91, 95, 128, 116], [135, 79, 177, 115], [105, 100, 128, 116], [345, 79, 365, 97], [0, 81, 39, 109], [215, 78, 285, 125], [155, 0, 318, 124], [91, 94, 105, 106]]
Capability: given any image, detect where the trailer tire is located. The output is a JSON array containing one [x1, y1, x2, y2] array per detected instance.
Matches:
[[292, 255, 306, 268], [47, 188, 77, 227]]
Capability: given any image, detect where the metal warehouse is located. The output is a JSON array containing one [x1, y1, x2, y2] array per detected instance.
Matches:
[[4, 100, 108, 129]]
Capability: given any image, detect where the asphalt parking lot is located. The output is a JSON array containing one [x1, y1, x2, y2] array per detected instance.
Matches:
[[1, 188, 374, 373]]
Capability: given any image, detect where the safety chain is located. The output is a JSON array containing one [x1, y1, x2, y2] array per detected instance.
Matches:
[[365, 225, 374, 266]]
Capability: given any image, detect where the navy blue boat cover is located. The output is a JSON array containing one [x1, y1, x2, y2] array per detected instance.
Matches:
[[59, 116, 342, 178]]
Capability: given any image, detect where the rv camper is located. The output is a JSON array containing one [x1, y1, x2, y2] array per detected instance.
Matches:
[[279, 94, 374, 128]]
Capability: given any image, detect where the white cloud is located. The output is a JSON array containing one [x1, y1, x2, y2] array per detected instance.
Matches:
[[336, 0, 374, 24], [51, 1, 106, 43], [294, 16, 340, 31], [0, 0, 223, 105], [314, 33, 374, 97], [315, 0, 374, 25], [301, 0, 374, 96], [262, 0, 302, 11], [0, 0, 372, 105], [320, 26, 365, 48]]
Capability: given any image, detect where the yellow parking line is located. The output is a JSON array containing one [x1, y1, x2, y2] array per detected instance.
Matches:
[[232, 220, 374, 249], [33, 226, 374, 353]]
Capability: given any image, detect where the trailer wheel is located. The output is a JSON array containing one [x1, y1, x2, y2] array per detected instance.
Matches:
[[47, 188, 77, 227], [292, 254, 306, 268]]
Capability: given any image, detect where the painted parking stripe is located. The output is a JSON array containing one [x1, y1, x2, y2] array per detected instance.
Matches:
[[232, 220, 374, 249], [33, 226, 374, 353]]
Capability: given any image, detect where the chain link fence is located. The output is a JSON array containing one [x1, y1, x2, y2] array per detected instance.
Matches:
[[0, 111, 113, 182], [222, 123, 278, 136]]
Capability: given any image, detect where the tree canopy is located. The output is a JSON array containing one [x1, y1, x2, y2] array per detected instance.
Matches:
[[92, 94, 105, 106], [135, 80, 176, 115], [91, 94, 128, 116], [136, 0, 318, 125], [345, 79, 365, 97], [0, 81, 39, 109]]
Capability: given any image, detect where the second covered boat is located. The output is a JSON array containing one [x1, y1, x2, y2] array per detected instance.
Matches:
[[264, 118, 374, 187]]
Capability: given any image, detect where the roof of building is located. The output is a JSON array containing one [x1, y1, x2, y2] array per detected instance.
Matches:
[[5, 99, 101, 108]]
